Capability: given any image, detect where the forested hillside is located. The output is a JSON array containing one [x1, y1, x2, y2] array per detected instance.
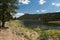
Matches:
[[18, 12, 60, 21]]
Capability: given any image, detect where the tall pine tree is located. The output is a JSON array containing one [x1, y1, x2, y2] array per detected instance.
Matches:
[[0, 0, 19, 28]]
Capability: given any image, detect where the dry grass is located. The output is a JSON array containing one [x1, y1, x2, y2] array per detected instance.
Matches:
[[0, 20, 60, 40]]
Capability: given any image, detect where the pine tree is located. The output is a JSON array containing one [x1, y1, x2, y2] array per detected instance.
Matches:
[[0, 0, 19, 28]]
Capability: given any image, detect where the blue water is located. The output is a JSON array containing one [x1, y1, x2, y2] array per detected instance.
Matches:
[[20, 20, 60, 30]]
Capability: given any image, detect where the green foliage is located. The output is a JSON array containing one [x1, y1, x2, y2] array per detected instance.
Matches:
[[18, 12, 60, 21], [46, 30, 60, 36], [0, 0, 19, 21], [40, 31, 48, 40], [0, 0, 18, 3], [0, 0, 19, 27]]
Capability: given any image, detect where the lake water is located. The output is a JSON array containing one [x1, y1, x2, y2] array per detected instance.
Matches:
[[20, 20, 60, 30]]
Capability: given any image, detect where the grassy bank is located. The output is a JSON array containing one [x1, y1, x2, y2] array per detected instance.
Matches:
[[0, 20, 60, 40], [48, 21, 60, 24]]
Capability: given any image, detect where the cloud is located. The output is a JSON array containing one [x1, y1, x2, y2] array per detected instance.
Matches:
[[56, 10, 60, 12], [41, 10, 47, 12], [36, 10, 47, 13], [52, 3, 60, 7], [19, 0, 30, 4], [39, 0, 46, 5], [13, 13, 24, 18], [36, 10, 40, 13]]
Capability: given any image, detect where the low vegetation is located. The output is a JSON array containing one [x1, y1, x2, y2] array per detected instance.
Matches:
[[3, 20, 60, 40], [48, 21, 60, 24]]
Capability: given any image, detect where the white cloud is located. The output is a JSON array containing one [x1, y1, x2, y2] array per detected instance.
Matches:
[[13, 13, 24, 18], [36, 10, 47, 13], [36, 10, 40, 13], [52, 3, 55, 5], [52, 3, 60, 7], [41, 10, 47, 12], [39, 0, 46, 5], [56, 10, 60, 12], [19, 0, 30, 4]]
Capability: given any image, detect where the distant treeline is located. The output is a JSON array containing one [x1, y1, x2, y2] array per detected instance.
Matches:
[[17, 12, 60, 21]]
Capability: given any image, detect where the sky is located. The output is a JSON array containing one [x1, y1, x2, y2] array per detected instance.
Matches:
[[15, 0, 60, 17]]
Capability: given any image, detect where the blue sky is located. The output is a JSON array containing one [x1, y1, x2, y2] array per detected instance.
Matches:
[[16, 0, 60, 14]]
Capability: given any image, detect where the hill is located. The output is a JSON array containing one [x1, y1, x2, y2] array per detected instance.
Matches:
[[18, 12, 60, 21]]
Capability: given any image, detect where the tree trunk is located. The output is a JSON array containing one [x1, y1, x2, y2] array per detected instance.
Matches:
[[1, 3, 6, 28], [1, 20, 5, 27], [1, 11, 5, 28]]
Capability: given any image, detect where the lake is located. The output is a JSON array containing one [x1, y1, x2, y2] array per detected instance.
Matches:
[[20, 20, 60, 30]]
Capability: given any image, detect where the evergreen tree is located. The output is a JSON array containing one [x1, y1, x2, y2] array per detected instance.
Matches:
[[0, 0, 19, 28]]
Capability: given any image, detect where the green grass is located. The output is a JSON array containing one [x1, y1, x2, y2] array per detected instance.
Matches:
[[48, 21, 60, 24]]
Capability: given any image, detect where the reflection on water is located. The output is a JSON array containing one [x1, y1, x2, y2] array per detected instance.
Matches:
[[20, 20, 60, 30]]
